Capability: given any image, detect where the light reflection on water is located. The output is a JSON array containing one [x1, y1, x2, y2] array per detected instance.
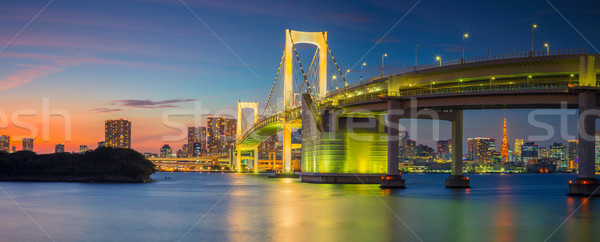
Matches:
[[0, 173, 598, 241]]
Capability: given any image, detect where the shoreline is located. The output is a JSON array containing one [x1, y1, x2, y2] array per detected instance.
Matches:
[[0, 175, 154, 183]]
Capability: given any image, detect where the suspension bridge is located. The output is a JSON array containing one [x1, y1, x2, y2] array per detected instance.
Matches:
[[234, 29, 600, 196]]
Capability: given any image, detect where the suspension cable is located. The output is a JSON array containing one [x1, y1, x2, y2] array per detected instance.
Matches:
[[289, 32, 311, 106], [259, 49, 285, 119], [322, 32, 348, 87], [295, 48, 318, 105]]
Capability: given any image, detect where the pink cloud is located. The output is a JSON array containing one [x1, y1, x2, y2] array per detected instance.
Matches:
[[0, 65, 61, 90], [0, 52, 193, 91]]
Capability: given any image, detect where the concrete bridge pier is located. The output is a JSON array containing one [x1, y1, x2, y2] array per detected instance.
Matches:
[[569, 91, 600, 196], [253, 147, 259, 173], [236, 146, 241, 172], [380, 100, 406, 188], [445, 110, 470, 188], [283, 120, 292, 174]]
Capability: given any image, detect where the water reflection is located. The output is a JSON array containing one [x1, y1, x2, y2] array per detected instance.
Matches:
[[0, 173, 598, 241]]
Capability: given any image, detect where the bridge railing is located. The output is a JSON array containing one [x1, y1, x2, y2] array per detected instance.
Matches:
[[389, 81, 573, 97], [324, 49, 588, 102], [383, 48, 588, 77], [238, 106, 302, 144]]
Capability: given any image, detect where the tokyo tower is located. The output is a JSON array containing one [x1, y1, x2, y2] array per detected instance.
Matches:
[[501, 114, 508, 162]]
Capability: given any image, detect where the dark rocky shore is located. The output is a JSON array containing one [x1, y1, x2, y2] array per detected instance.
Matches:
[[0, 147, 156, 183], [0, 174, 154, 183]]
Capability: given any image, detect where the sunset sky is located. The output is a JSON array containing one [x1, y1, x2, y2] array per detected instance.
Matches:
[[1, 0, 598, 153]]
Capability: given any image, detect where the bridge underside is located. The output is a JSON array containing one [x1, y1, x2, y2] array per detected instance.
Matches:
[[340, 90, 582, 113], [238, 120, 301, 149]]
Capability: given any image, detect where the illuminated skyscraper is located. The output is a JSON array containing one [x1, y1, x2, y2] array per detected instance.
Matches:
[[22, 138, 33, 151], [0, 135, 9, 152], [160, 144, 172, 158], [596, 130, 600, 164], [105, 119, 131, 149], [514, 139, 524, 162], [206, 116, 236, 155], [192, 142, 202, 157], [501, 115, 508, 162], [55, 143, 65, 153], [467, 137, 492, 162], [549, 142, 567, 168], [539, 147, 548, 158], [521, 142, 538, 164], [188, 127, 206, 156], [568, 140, 578, 169], [181, 144, 191, 157]]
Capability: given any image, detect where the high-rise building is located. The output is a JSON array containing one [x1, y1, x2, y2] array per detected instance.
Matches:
[[0, 135, 10, 152], [596, 130, 600, 164], [105, 119, 131, 149], [521, 142, 538, 164], [160, 144, 172, 158], [98, 141, 106, 148], [436, 139, 450, 154], [223, 117, 236, 152], [501, 115, 508, 162], [539, 147, 548, 159], [181, 144, 191, 157], [259, 134, 279, 159], [489, 138, 496, 152], [80, 145, 88, 153], [55, 143, 65, 153], [22, 138, 33, 151], [416, 144, 434, 157], [514, 139, 524, 162], [206, 116, 236, 155], [188, 127, 206, 156], [192, 142, 203, 157], [467, 137, 492, 162], [404, 140, 416, 159], [568, 140, 578, 169], [549, 143, 567, 169]]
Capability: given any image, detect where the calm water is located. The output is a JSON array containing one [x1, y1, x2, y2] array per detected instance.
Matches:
[[0, 173, 598, 241]]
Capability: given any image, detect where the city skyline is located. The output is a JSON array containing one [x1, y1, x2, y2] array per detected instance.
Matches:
[[0, 0, 598, 153]]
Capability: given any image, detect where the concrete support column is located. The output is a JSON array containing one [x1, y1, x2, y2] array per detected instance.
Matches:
[[387, 101, 400, 176], [380, 99, 405, 188], [569, 91, 600, 196], [377, 115, 386, 133], [236, 146, 241, 172], [578, 92, 596, 179], [283, 120, 292, 173], [451, 110, 464, 176], [446, 110, 470, 188], [254, 147, 259, 173]]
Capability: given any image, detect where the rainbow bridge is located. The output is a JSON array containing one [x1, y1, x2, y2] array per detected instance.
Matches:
[[235, 29, 600, 196]]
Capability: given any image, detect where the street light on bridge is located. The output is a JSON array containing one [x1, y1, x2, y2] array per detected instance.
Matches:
[[360, 62, 366, 81], [381, 53, 388, 78], [462, 33, 469, 63], [544, 43, 549, 56], [435, 56, 442, 67], [531, 24, 538, 55]]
